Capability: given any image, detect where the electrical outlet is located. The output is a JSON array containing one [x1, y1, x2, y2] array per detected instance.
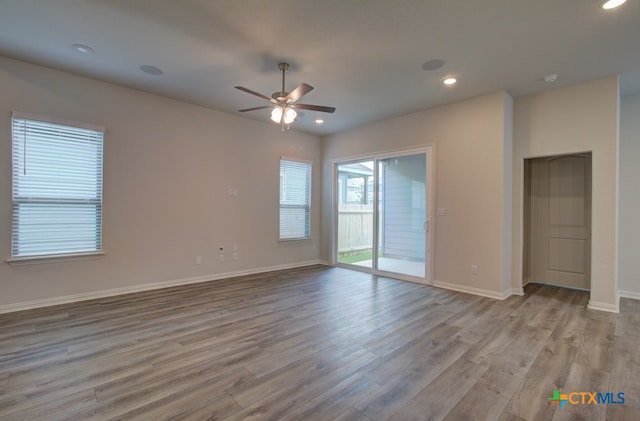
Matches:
[[471, 265, 478, 275], [195, 255, 202, 265], [218, 253, 224, 262], [232, 252, 238, 261]]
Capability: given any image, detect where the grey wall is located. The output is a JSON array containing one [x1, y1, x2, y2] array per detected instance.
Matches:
[[618, 93, 640, 297], [322, 91, 513, 297], [0, 56, 322, 309], [512, 77, 619, 310], [0, 54, 634, 311]]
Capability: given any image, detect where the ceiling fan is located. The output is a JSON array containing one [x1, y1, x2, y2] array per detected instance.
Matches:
[[235, 62, 336, 130]]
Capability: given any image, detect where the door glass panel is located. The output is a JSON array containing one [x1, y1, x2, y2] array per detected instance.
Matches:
[[377, 154, 426, 277], [337, 161, 374, 268]]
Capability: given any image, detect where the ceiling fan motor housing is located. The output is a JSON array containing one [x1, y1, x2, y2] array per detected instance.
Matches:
[[272, 91, 289, 102]]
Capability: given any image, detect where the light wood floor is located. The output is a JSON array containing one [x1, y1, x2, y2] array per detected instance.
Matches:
[[1, 265, 639, 420]]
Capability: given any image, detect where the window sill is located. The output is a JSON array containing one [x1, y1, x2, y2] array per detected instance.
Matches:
[[279, 237, 313, 242], [6, 251, 105, 266]]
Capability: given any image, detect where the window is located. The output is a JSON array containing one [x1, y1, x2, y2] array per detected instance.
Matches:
[[11, 113, 104, 259], [279, 158, 311, 240]]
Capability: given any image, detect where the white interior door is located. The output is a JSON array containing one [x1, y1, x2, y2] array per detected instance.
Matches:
[[530, 154, 591, 290]]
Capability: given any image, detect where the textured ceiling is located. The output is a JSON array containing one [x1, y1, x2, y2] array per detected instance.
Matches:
[[1, 0, 639, 135]]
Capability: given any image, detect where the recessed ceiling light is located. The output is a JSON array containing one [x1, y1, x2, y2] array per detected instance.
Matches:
[[443, 77, 457, 86], [601, 0, 627, 9], [315, 119, 324, 124], [71, 44, 94, 54], [422, 59, 445, 71], [140, 65, 164, 76]]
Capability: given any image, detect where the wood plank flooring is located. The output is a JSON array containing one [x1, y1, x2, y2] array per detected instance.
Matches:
[[1, 265, 638, 420]]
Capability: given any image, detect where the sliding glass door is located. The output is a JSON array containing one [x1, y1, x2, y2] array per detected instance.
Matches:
[[335, 150, 431, 282]]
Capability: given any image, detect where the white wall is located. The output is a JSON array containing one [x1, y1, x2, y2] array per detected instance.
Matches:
[[321, 91, 514, 298], [512, 77, 619, 311], [0, 56, 322, 309], [618, 93, 640, 297]]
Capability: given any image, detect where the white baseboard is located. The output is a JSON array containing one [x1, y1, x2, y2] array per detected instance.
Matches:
[[618, 290, 640, 301], [0, 260, 324, 314], [587, 300, 620, 313], [432, 280, 512, 300], [511, 287, 525, 296]]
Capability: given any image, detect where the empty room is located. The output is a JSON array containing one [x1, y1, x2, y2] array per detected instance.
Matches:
[[1, 1, 639, 420]]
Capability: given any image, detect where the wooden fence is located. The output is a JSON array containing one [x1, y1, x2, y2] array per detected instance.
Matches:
[[337, 205, 373, 254]]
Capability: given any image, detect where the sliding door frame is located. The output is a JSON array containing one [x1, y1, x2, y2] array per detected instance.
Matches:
[[331, 146, 435, 284]]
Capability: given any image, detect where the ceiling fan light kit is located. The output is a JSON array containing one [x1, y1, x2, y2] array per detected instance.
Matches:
[[236, 62, 336, 131], [601, 0, 627, 10], [271, 106, 297, 124]]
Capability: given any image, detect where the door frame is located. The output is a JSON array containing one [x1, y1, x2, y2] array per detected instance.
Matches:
[[521, 151, 593, 291], [330, 146, 435, 284]]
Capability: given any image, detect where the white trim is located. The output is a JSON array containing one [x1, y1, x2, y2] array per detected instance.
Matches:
[[12, 111, 105, 133], [426, 146, 435, 281], [618, 290, 640, 300], [587, 300, 620, 313], [511, 287, 525, 296], [0, 260, 324, 314], [6, 252, 105, 266], [330, 161, 338, 265], [329, 145, 434, 166], [278, 237, 313, 242], [516, 157, 526, 295], [432, 280, 512, 300]]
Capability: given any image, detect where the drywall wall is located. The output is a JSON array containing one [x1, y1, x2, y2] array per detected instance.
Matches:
[[618, 93, 640, 297], [321, 91, 514, 298], [512, 77, 619, 311], [0, 56, 322, 308]]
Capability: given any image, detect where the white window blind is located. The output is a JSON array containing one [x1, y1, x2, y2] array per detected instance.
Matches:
[[11, 113, 104, 258], [279, 159, 311, 240]]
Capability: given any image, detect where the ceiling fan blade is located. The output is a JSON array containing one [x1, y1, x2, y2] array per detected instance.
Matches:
[[294, 103, 336, 113], [238, 105, 273, 112], [286, 83, 314, 103], [235, 86, 276, 103]]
